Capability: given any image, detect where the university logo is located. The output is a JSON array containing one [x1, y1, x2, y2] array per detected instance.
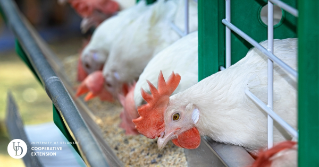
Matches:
[[7, 139, 27, 159]]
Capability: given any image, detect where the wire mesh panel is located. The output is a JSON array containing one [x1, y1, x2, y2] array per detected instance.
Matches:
[[221, 0, 299, 149], [199, 0, 300, 163], [199, 0, 297, 80]]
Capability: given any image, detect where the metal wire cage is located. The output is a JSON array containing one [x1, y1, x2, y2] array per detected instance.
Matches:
[[199, 0, 319, 166]]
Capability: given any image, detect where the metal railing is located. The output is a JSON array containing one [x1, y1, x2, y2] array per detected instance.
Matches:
[[170, 0, 192, 37], [0, 0, 111, 166]]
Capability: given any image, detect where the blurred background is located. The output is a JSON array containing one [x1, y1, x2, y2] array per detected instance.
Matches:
[[0, 0, 84, 166]]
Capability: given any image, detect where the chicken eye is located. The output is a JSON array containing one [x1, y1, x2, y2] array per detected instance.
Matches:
[[85, 63, 90, 69], [172, 113, 180, 121], [106, 83, 112, 87]]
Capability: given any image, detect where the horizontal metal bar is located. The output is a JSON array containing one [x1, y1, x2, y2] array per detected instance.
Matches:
[[269, 0, 298, 17], [245, 89, 298, 138], [0, 0, 110, 166], [203, 137, 255, 167], [184, 138, 226, 167], [170, 22, 186, 37], [222, 19, 297, 78], [34, 22, 123, 166]]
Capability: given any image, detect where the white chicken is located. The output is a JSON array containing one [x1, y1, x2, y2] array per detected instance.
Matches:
[[133, 38, 297, 153], [119, 31, 198, 134], [77, 0, 198, 101], [76, 1, 151, 100], [102, 0, 198, 98], [80, 1, 149, 75]]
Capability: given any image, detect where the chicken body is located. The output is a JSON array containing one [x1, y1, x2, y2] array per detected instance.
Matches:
[[102, 0, 198, 97], [134, 31, 198, 108], [163, 38, 297, 153], [81, 1, 149, 74], [134, 38, 297, 153], [77, 0, 198, 101], [115, 0, 136, 10], [120, 31, 198, 134]]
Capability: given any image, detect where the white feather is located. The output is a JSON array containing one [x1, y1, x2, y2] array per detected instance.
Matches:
[[102, 0, 198, 86], [134, 31, 198, 108], [81, 1, 150, 72], [192, 108, 199, 124]]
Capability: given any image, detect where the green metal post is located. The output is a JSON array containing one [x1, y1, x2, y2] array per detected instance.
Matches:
[[198, 0, 223, 81], [15, 40, 42, 84], [53, 105, 81, 155], [298, 0, 319, 166], [136, 0, 156, 5]]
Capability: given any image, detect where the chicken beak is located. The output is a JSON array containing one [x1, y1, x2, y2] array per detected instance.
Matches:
[[157, 130, 177, 150], [84, 92, 97, 101], [76, 83, 89, 97]]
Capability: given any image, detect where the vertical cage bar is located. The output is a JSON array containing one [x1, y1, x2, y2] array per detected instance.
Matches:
[[225, 0, 231, 68], [298, 0, 319, 166], [184, 0, 189, 35], [267, 1, 274, 149]]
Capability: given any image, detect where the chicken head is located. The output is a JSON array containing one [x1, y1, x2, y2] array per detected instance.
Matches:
[[76, 71, 114, 101], [81, 50, 106, 74], [70, 0, 119, 18], [65, 0, 119, 32], [133, 71, 201, 149]]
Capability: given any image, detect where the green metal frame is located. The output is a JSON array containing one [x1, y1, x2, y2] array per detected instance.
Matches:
[[198, 0, 297, 80], [298, 0, 319, 166]]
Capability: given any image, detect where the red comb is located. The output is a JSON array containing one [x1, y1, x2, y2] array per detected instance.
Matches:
[[251, 141, 297, 167], [133, 71, 181, 139], [70, 0, 119, 17], [70, 0, 95, 17]]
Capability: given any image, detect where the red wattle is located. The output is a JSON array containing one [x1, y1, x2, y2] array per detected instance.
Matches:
[[98, 88, 114, 102], [172, 127, 201, 149]]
